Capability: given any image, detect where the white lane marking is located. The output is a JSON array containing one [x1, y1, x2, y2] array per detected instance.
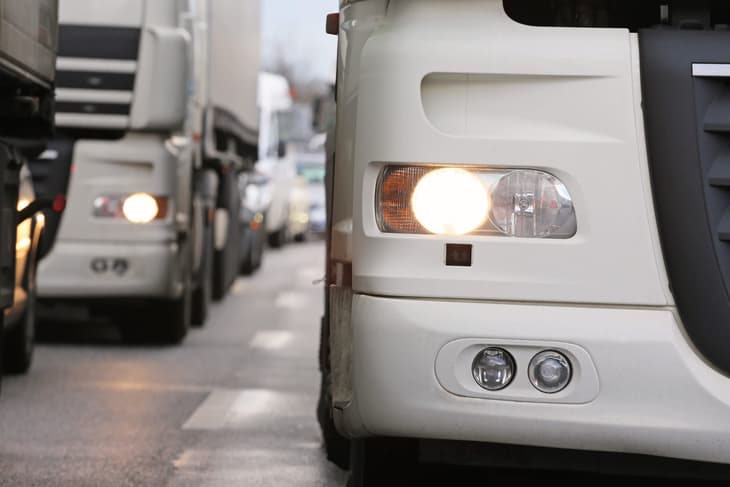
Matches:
[[274, 291, 309, 309], [298, 266, 323, 284], [183, 389, 239, 430], [81, 381, 211, 394], [183, 389, 287, 430], [227, 389, 279, 424], [249, 330, 293, 351]]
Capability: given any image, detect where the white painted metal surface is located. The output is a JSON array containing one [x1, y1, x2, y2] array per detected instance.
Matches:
[[347, 294, 730, 465]]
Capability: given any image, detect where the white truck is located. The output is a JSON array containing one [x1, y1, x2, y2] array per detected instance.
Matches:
[[257, 72, 299, 248], [320, 0, 730, 483], [33, 0, 260, 343], [0, 0, 57, 384]]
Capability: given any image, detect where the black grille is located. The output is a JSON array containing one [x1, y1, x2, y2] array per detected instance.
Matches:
[[640, 29, 730, 375], [58, 25, 141, 60]]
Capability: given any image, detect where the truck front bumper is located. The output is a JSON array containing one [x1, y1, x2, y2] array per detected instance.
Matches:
[[37, 240, 182, 299], [343, 294, 730, 465]]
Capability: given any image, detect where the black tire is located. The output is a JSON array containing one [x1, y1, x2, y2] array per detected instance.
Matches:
[[268, 226, 287, 249], [3, 283, 36, 375], [119, 291, 191, 345], [211, 170, 242, 301], [240, 232, 265, 275], [4, 225, 39, 375], [348, 438, 418, 487], [317, 316, 351, 469], [191, 224, 213, 327], [318, 371, 351, 469]]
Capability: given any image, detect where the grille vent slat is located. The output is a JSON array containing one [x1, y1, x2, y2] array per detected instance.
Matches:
[[704, 90, 730, 132], [719, 210, 730, 241], [708, 155, 730, 186]]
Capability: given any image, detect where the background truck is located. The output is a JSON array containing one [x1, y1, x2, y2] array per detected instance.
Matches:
[[320, 0, 730, 483], [31, 0, 259, 343], [0, 0, 58, 386], [257, 72, 297, 248]]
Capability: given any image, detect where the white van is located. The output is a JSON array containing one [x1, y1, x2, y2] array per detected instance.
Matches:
[[320, 0, 730, 483], [257, 73, 308, 247]]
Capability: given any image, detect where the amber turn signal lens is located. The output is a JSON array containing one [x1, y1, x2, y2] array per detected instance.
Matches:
[[376, 166, 430, 234]]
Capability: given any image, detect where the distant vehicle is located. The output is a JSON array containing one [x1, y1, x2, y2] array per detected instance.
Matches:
[[257, 72, 296, 248], [237, 171, 269, 275], [0, 0, 58, 382], [296, 150, 326, 236], [288, 173, 311, 243], [32, 0, 260, 343]]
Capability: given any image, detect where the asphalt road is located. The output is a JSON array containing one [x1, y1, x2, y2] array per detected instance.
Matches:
[[0, 242, 727, 486], [0, 241, 345, 487]]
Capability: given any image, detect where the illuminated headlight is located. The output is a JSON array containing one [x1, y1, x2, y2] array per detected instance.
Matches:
[[376, 166, 576, 238], [412, 168, 489, 235], [93, 193, 168, 224]]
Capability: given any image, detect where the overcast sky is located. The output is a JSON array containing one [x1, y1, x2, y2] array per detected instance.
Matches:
[[261, 0, 338, 83]]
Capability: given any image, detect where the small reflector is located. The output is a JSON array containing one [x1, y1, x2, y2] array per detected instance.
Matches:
[[446, 244, 472, 267], [52, 194, 67, 213], [326, 13, 339, 35]]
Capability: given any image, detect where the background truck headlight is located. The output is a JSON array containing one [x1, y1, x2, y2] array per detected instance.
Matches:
[[122, 193, 160, 224], [376, 165, 576, 238], [93, 193, 168, 223]]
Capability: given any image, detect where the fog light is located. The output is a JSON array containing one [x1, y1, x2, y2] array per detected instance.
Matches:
[[529, 351, 572, 394], [472, 347, 515, 391]]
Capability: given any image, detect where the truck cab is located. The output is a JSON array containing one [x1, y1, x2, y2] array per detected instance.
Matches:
[[320, 0, 730, 483], [32, 0, 259, 343]]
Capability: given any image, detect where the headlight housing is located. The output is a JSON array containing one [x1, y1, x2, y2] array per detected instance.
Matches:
[[376, 165, 576, 238], [93, 193, 168, 224]]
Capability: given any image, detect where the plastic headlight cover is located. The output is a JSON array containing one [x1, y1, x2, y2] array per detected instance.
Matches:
[[376, 165, 576, 238]]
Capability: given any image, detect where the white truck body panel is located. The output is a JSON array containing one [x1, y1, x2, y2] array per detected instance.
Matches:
[[328, 0, 730, 469], [208, 0, 260, 144], [58, 0, 143, 26], [349, 0, 669, 306]]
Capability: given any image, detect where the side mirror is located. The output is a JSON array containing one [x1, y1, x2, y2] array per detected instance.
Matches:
[[278, 141, 287, 158], [131, 27, 190, 130]]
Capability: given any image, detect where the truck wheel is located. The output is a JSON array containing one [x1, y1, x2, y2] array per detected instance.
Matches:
[[4, 252, 38, 375], [191, 226, 213, 327], [348, 439, 417, 487], [268, 226, 287, 248], [317, 316, 351, 469], [119, 291, 190, 345], [3, 283, 36, 375], [318, 371, 351, 469]]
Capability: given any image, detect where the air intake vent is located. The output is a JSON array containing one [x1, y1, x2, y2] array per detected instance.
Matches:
[[640, 30, 730, 376]]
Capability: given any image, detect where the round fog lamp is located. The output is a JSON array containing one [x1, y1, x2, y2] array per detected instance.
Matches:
[[472, 347, 515, 391], [122, 193, 159, 224], [529, 351, 572, 394]]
